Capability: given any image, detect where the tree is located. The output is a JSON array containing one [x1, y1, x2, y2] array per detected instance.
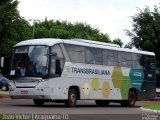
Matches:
[[0, 0, 32, 54], [124, 42, 133, 49], [34, 18, 112, 43], [112, 38, 123, 47], [126, 6, 160, 66]]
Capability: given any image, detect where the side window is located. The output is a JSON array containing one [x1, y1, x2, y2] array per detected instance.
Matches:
[[140, 55, 155, 69], [118, 52, 132, 67], [85, 47, 94, 64], [85, 47, 102, 65], [64, 44, 85, 63], [103, 49, 118, 66], [51, 45, 65, 76], [149, 56, 156, 69], [51, 45, 64, 58], [133, 53, 142, 68]]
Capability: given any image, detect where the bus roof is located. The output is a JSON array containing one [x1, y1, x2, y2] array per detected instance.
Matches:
[[14, 38, 155, 56], [14, 38, 63, 47]]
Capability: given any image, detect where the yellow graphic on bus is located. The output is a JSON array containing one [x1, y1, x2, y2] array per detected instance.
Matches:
[[102, 81, 110, 98], [91, 78, 99, 91], [112, 67, 123, 88]]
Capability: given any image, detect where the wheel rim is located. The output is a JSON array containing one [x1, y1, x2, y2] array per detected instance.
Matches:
[[69, 93, 76, 105], [2, 86, 7, 91]]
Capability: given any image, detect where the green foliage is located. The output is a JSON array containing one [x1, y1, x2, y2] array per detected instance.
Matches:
[[124, 42, 133, 49], [0, 0, 32, 54], [34, 18, 112, 43], [126, 6, 160, 66], [112, 38, 123, 47]]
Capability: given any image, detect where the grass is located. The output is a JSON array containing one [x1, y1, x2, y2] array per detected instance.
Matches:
[[143, 103, 160, 111]]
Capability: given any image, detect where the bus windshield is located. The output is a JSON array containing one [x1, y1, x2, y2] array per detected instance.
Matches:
[[10, 46, 49, 78]]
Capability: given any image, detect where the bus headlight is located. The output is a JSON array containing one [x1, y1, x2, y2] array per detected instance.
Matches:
[[38, 79, 45, 82]]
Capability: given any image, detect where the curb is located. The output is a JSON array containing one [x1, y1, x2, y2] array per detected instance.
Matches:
[[140, 107, 160, 113]]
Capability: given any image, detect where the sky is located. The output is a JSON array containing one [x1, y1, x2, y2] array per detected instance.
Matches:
[[18, 0, 160, 44]]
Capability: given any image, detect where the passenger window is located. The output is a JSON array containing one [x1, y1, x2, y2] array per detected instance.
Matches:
[[103, 49, 118, 66], [118, 52, 132, 67], [140, 55, 155, 69], [85, 47, 102, 65], [133, 53, 142, 68], [64, 44, 85, 63]]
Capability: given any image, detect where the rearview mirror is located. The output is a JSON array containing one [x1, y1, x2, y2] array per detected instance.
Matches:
[[48, 52, 57, 56]]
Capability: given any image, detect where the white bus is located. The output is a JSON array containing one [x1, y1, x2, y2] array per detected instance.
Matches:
[[9, 38, 156, 107]]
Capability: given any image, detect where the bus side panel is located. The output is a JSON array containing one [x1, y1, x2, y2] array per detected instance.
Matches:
[[49, 63, 156, 101], [61, 64, 132, 100], [48, 77, 68, 100]]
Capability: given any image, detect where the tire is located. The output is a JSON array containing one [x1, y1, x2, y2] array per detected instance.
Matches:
[[121, 91, 137, 107], [1, 86, 7, 91], [65, 89, 77, 107], [33, 99, 45, 106], [95, 100, 109, 107]]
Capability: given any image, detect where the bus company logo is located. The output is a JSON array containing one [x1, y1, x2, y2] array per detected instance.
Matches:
[[133, 72, 142, 77], [71, 67, 110, 75]]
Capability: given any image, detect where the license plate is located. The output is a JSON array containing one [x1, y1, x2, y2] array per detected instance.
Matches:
[[21, 90, 28, 94]]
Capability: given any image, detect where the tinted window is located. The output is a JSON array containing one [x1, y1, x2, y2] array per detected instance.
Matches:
[[133, 53, 142, 68], [103, 49, 118, 66], [51, 45, 64, 58], [64, 44, 85, 63], [118, 52, 132, 67], [85, 47, 102, 65], [139, 55, 155, 69], [51, 45, 65, 75]]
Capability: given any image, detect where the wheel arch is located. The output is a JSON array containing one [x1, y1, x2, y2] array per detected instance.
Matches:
[[69, 86, 80, 100]]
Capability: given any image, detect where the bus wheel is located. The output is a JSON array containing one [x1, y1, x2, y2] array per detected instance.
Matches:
[[95, 100, 109, 107], [33, 99, 45, 106], [128, 90, 137, 106], [65, 89, 77, 107], [121, 91, 137, 107]]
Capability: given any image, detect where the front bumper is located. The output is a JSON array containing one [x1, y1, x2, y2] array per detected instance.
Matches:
[[9, 87, 50, 99]]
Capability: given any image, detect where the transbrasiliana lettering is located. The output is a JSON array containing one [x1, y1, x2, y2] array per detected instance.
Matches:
[[71, 67, 110, 75]]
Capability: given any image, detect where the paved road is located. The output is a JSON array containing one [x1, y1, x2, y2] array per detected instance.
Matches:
[[0, 97, 159, 120]]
